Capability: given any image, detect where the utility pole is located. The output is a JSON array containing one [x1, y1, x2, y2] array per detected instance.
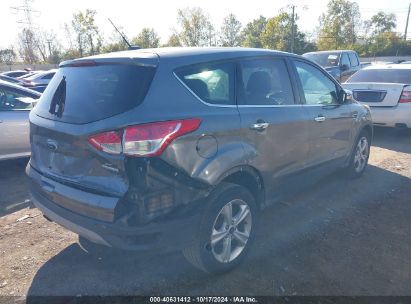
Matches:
[[46, 39, 52, 57], [290, 5, 296, 53], [405, 3, 411, 40]]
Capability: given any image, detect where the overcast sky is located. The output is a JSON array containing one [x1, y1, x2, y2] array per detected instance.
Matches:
[[0, 0, 409, 49]]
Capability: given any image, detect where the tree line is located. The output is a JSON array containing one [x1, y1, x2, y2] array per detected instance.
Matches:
[[0, 0, 410, 66]]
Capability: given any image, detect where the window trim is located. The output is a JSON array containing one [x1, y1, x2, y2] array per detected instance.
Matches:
[[290, 58, 344, 106]]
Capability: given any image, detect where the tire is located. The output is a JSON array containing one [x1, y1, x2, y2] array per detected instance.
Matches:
[[182, 183, 258, 274], [345, 130, 371, 178]]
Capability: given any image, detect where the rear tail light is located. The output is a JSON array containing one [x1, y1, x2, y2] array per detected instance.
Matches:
[[23, 80, 35, 87], [399, 86, 411, 103], [88, 119, 201, 157], [88, 131, 122, 154]]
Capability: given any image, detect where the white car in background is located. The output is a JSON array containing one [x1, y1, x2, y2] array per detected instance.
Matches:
[[342, 64, 411, 129]]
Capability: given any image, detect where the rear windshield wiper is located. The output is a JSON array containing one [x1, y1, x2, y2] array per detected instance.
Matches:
[[49, 76, 66, 118]]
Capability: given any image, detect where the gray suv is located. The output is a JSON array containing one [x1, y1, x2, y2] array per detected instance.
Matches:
[[27, 47, 372, 274]]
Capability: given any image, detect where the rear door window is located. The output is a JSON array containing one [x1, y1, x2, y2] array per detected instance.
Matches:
[[238, 58, 295, 105], [175, 62, 235, 105], [34, 64, 156, 124]]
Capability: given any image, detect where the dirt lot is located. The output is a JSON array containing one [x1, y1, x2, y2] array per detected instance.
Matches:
[[0, 127, 410, 297]]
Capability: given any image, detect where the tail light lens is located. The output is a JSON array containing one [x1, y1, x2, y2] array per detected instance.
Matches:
[[23, 80, 35, 86], [88, 118, 201, 157], [399, 86, 411, 103], [88, 131, 122, 154]]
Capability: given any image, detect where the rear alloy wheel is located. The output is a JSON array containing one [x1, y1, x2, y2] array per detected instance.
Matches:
[[182, 183, 257, 274], [210, 199, 252, 263], [346, 131, 370, 178]]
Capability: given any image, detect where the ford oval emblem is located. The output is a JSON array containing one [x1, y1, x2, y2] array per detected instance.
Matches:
[[46, 139, 58, 151]]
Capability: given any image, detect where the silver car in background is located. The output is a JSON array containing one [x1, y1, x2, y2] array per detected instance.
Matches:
[[343, 64, 411, 129], [0, 80, 41, 160], [21, 69, 57, 88]]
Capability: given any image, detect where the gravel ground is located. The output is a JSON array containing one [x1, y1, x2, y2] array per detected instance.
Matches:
[[0, 127, 410, 297]]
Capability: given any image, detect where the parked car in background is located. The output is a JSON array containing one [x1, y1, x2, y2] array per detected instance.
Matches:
[[1, 70, 31, 78], [27, 47, 372, 274], [343, 64, 411, 129], [0, 74, 25, 86], [30, 85, 47, 93], [0, 80, 41, 161], [303, 50, 362, 83], [17, 71, 41, 79], [21, 69, 56, 88]]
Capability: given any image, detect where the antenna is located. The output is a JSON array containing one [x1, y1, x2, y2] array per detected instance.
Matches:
[[108, 18, 139, 50]]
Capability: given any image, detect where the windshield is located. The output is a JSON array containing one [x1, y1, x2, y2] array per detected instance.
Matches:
[[304, 52, 341, 67], [347, 69, 411, 83]]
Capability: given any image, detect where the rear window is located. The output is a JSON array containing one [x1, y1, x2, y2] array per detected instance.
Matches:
[[34, 64, 155, 124], [347, 69, 411, 84], [176, 62, 235, 105]]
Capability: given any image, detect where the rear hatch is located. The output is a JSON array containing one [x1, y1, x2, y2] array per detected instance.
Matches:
[[342, 82, 405, 107], [29, 53, 158, 221]]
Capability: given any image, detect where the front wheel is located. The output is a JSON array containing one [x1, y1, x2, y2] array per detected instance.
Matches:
[[345, 131, 370, 178], [182, 183, 257, 274]]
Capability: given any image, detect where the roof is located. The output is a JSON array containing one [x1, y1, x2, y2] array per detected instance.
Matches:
[[68, 47, 299, 66]]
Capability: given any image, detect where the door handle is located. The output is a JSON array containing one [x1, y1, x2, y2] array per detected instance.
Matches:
[[250, 121, 270, 131], [314, 116, 326, 122], [352, 111, 358, 118]]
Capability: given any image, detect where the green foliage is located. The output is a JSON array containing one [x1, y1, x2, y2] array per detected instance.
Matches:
[[176, 7, 214, 46], [0, 49, 16, 66], [317, 0, 361, 50], [219, 14, 242, 47], [164, 33, 182, 47], [354, 32, 411, 57], [240, 16, 267, 48], [101, 42, 128, 53], [261, 12, 290, 51], [131, 28, 160, 49], [71, 9, 102, 56], [365, 12, 397, 37]]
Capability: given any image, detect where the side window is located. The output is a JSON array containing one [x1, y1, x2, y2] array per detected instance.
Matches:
[[0, 88, 35, 111], [341, 53, 350, 67], [348, 53, 359, 67], [294, 60, 339, 105], [176, 62, 235, 105], [239, 58, 294, 105]]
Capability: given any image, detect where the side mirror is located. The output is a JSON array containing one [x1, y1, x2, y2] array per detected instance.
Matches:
[[340, 89, 353, 103], [341, 64, 349, 71]]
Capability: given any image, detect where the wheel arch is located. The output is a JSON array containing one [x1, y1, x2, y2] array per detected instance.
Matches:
[[216, 165, 265, 210]]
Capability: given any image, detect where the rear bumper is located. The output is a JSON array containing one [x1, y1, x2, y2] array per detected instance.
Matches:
[[27, 164, 205, 252], [370, 104, 411, 128]]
